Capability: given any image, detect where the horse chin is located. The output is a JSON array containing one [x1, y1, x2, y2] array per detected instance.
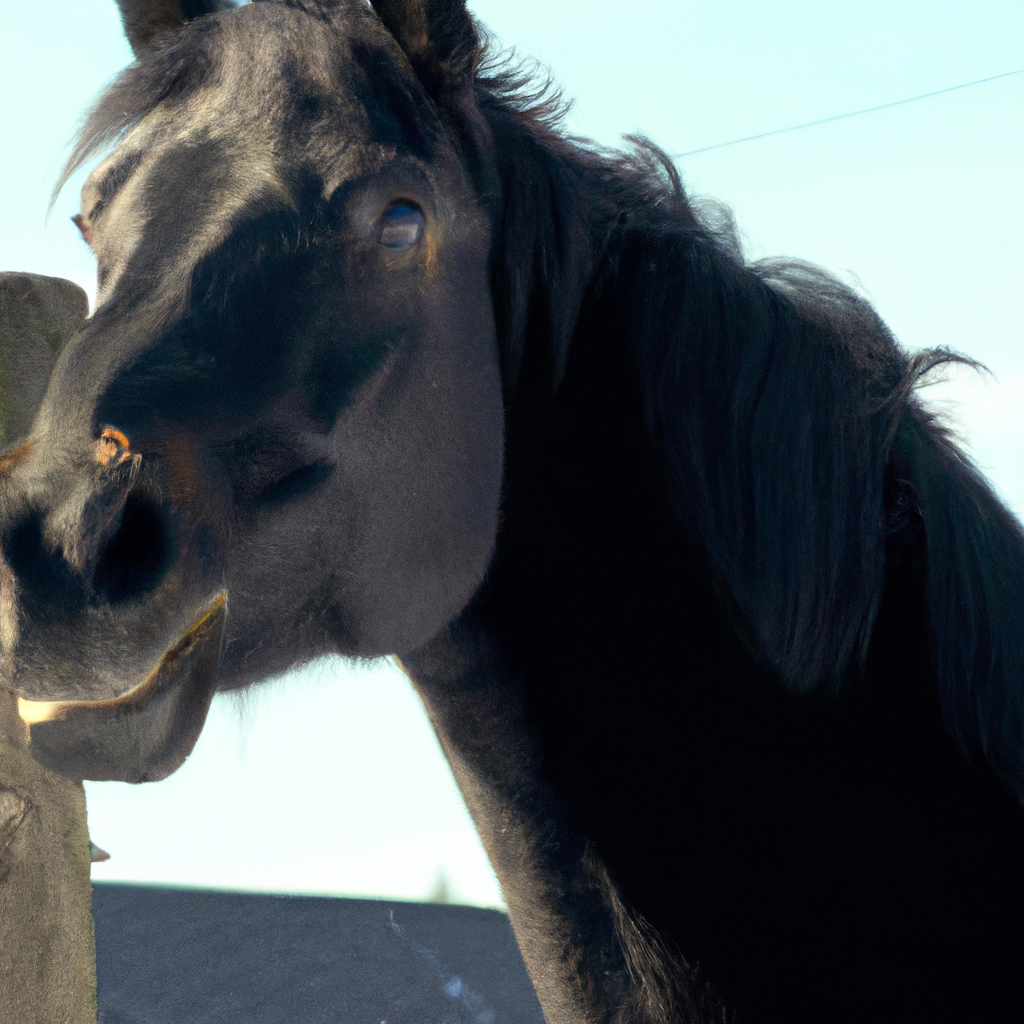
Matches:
[[16, 592, 227, 783]]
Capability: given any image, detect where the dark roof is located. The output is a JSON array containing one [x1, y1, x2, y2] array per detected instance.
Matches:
[[93, 883, 544, 1023]]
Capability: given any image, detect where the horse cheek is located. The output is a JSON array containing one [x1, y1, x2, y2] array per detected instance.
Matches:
[[331, 285, 503, 658]]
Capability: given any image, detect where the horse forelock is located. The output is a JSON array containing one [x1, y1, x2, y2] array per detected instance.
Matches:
[[55, 0, 427, 208], [55, 19, 217, 205], [62, 0, 455, 324]]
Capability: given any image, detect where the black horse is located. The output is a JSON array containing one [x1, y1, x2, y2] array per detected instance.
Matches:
[[3, 1, 1023, 1020]]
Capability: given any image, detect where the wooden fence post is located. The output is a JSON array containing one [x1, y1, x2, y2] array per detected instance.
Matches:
[[0, 272, 97, 1024], [0, 690, 98, 1024]]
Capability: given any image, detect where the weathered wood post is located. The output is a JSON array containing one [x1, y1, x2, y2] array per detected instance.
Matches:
[[0, 691, 98, 1024], [0, 272, 98, 1024]]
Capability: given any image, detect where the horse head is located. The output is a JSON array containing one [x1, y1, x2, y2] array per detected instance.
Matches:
[[0, 0, 504, 781]]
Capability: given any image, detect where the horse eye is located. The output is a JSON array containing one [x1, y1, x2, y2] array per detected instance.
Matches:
[[377, 203, 424, 249], [72, 214, 93, 247]]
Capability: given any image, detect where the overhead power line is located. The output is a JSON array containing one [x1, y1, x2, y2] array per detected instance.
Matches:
[[675, 68, 1024, 158]]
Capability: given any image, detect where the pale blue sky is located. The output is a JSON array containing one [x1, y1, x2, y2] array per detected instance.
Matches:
[[1, 2, 1022, 906]]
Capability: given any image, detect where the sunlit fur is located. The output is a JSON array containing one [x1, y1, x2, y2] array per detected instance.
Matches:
[[9, 1, 1024, 1020]]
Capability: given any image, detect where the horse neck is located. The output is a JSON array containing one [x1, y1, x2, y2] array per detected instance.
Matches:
[[402, 214, 727, 1020]]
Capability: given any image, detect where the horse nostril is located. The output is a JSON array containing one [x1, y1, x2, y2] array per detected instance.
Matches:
[[3, 511, 86, 615], [91, 492, 169, 604]]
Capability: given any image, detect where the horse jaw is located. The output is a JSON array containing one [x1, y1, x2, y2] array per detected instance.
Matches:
[[17, 593, 226, 783]]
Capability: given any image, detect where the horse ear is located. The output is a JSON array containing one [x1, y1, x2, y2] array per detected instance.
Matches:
[[368, 0, 479, 95], [114, 0, 235, 55]]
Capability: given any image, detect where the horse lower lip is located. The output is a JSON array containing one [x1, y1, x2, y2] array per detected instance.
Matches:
[[18, 592, 228, 783], [17, 593, 227, 725]]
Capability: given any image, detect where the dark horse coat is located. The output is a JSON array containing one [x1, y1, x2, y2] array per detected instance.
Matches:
[[2, 1, 1022, 1021]]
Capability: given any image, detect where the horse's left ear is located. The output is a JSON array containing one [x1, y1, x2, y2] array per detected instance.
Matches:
[[114, 0, 235, 56], [368, 0, 479, 96]]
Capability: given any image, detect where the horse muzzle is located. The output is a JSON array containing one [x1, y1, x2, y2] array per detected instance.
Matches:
[[0, 424, 233, 782]]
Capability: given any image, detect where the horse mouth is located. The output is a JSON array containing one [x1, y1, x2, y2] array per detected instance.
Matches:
[[17, 592, 228, 783]]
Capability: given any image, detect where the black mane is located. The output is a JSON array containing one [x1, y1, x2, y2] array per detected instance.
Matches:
[[472, 53, 1024, 801]]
